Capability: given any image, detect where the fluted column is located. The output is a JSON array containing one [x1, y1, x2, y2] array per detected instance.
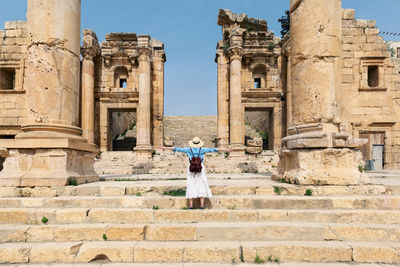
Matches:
[[228, 46, 245, 154], [216, 51, 230, 148], [81, 29, 99, 144], [135, 47, 152, 157]]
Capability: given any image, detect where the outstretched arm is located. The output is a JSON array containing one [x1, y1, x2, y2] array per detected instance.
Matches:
[[202, 147, 233, 153]]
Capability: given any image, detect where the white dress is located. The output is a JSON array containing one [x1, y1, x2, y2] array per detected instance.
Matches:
[[185, 163, 213, 199]]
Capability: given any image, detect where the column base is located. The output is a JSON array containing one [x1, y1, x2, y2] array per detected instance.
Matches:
[[134, 145, 153, 159], [272, 148, 369, 185], [0, 139, 98, 187], [229, 143, 246, 157]]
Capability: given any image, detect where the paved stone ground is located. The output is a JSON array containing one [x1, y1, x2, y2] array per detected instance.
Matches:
[[0, 171, 399, 265]]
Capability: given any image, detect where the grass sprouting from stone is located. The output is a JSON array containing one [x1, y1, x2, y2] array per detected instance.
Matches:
[[254, 254, 265, 264], [152, 205, 159, 210], [102, 234, 107, 241], [41, 216, 48, 224], [163, 189, 186, 196], [305, 188, 313, 196], [273, 186, 284, 195], [67, 177, 78, 186]]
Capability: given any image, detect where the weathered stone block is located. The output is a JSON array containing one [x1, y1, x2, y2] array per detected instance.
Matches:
[[342, 9, 355, 20], [246, 146, 262, 154], [274, 148, 369, 185], [0, 244, 30, 263], [106, 225, 145, 241], [134, 242, 184, 262], [30, 243, 78, 263], [242, 241, 352, 262], [352, 244, 400, 263], [75, 242, 135, 263], [146, 225, 196, 241]]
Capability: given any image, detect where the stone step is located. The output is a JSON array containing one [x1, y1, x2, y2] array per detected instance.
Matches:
[[0, 195, 399, 210], [1, 208, 400, 225], [0, 181, 390, 197], [5, 264, 400, 267], [1, 222, 399, 243], [0, 241, 399, 264]]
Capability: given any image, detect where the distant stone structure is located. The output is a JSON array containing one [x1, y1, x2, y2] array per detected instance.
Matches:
[[81, 31, 166, 156], [0, 0, 165, 186], [0, 0, 399, 185], [216, 4, 400, 174], [216, 9, 284, 155]]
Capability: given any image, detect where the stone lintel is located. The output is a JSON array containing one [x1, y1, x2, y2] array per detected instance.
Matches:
[[105, 32, 138, 42], [0, 138, 98, 153], [217, 9, 268, 32]]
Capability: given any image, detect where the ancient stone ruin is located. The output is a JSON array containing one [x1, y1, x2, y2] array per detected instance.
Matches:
[[0, 0, 400, 266], [0, 0, 399, 183]]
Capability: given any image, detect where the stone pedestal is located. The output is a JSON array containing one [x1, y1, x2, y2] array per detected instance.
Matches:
[[134, 47, 153, 158], [275, 0, 369, 185], [0, 0, 98, 186]]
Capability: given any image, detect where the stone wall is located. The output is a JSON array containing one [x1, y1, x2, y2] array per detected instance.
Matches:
[[0, 21, 28, 136], [339, 9, 400, 168]]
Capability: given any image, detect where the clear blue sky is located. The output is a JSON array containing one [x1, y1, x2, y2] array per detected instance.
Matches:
[[1, 0, 400, 116]]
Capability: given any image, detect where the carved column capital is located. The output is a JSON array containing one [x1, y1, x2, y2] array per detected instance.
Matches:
[[138, 47, 152, 62], [152, 50, 166, 63], [228, 46, 243, 61], [81, 47, 99, 61], [81, 29, 100, 61]]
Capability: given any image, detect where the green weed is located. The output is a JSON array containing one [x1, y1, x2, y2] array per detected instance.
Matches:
[[305, 188, 313, 196], [274, 186, 284, 195], [41, 216, 48, 224], [254, 254, 265, 264], [163, 189, 186, 197]]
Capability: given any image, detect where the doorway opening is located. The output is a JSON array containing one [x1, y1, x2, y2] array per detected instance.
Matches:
[[244, 108, 273, 150], [359, 131, 385, 170], [108, 109, 137, 151]]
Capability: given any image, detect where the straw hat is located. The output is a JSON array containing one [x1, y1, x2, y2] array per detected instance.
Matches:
[[189, 137, 204, 148]]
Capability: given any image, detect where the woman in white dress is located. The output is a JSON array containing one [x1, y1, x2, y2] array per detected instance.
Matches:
[[160, 137, 231, 209]]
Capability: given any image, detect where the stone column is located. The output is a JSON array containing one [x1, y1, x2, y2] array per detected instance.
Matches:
[[216, 51, 229, 148], [228, 46, 245, 155], [0, 0, 98, 186], [81, 29, 99, 144], [274, 0, 368, 185], [152, 50, 165, 148], [135, 47, 153, 157]]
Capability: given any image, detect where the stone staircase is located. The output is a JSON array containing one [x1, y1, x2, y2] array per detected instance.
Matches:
[[94, 150, 279, 175], [164, 116, 218, 147], [0, 177, 399, 266]]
